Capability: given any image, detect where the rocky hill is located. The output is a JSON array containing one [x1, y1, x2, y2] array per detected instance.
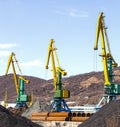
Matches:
[[0, 67, 120, 106]]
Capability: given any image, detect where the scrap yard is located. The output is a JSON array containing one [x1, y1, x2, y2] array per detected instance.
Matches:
[[0, 1, 120, 127]]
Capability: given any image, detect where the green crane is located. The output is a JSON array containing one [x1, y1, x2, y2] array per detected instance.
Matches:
[[5, 52, 31, 108], [45, 39, 70, 112], [94, 12, 120, 108]]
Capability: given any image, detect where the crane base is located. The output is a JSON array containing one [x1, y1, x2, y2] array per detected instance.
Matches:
[[96, 94, 117, 110], [50, 98, 70, 112]]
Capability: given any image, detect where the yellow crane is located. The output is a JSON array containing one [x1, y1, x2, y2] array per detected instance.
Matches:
[[94, 12, 120, 108], [5, 52, 31, 108], [3, 88, 7, 108], [29, 90, 33, 107], [45, 39, 70, 112]]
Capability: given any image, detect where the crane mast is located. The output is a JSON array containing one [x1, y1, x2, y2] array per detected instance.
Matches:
[[45, 39, 70, 112], [94, 12, 120, 108], [5, 52, 31, 108]]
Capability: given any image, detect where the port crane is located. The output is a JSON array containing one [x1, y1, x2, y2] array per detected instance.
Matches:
[[5, 52, 31, 108], [94, 12, 120, 108], [3, 88, 7, 108], [45, 39, 70, 112]]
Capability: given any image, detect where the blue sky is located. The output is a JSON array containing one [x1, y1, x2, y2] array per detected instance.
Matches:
[[0, 0, 120, 79]]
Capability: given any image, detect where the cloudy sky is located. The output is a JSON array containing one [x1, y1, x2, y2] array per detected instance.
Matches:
[[0, 0, 120, 79]]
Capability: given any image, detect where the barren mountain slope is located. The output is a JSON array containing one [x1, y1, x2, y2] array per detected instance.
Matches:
[[0, 67, 120, 106]]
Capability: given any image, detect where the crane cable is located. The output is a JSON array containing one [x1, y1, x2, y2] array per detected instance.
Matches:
[[93, 50, 98, 72]]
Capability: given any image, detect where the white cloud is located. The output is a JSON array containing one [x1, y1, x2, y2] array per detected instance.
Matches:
[[55, 8, 88, 18], [69, 9, 88, 18], [0, 43, 17, 49], [0, 50, 10, 57], [20, 60, 44, 67]]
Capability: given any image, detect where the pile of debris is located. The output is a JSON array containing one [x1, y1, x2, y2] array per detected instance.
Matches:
[[78, 100, 120, 127], [0, 105, 42, 127], [22, 99, 50, 119]]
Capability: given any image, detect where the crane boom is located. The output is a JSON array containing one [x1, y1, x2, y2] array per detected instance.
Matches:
[[46, 39, 57, 88], [5, 52, 19, 94], [94, 12, 117, 85], [5, 52, 29, 94], [94, 12, 110, 85], [45, 39, 66, 90]]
